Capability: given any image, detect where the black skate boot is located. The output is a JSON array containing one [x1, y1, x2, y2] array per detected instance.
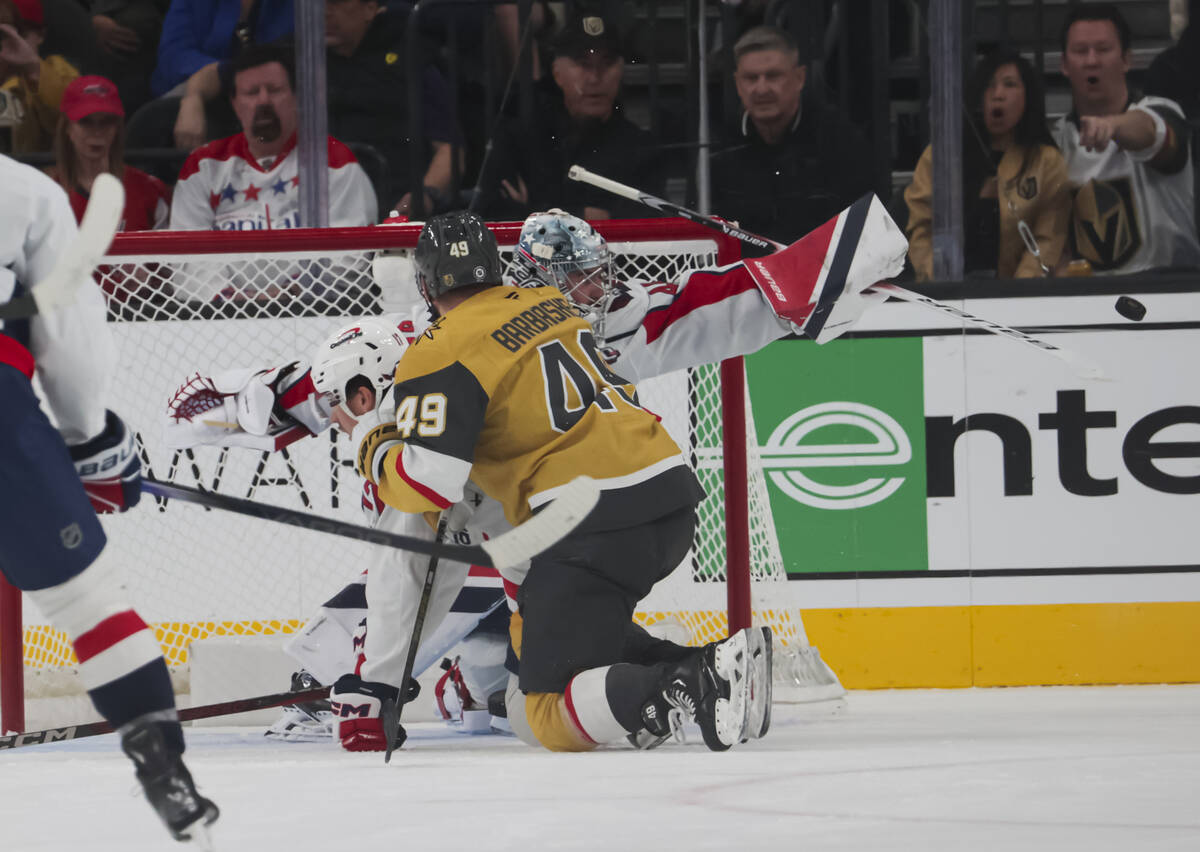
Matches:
[[643, 628, 754, 751], [121, 720, 219, 844]]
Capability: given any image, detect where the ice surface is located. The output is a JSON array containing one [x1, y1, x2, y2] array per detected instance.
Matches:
[[3, 685, 1198, 851]]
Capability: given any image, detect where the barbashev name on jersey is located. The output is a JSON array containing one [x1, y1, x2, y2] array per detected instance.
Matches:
[[490, 294, 578, 352]]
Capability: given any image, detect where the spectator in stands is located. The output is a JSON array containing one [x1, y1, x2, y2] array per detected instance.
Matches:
[[1055, 2, 1200, 273], [0, 0, 78, 153], [709, 25, 874, 251], [152, 0, 294, 99], [49, 75, 170, 230], [905, 50, 1071, 280], [89, 0, 168, 116], [169, 45, 377, 303], [325, 0, 461, 216], [170, 44, 376, 232], [475, 9, 664, 221], [48, 75, 171, 307], [126, 0, 294, 154]]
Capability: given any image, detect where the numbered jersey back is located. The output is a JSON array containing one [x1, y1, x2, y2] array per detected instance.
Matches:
[[390, 285, 700, 529]]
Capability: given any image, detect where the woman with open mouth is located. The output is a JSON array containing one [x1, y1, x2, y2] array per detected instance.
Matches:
[[904, 49, 1072, 281]]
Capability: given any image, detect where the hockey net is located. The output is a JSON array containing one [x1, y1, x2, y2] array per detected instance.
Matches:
[[2, 219, 841, 731]]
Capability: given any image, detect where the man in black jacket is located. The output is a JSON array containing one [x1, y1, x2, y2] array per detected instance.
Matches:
[[325, 0, 460, 215], [475, 10, 664, 221], [711, 25, 875, 252]]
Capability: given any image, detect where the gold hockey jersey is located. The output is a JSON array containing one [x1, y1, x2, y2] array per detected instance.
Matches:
[[361, 285, 704, 530]]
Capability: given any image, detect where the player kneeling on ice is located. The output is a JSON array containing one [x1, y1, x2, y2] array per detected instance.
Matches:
[[328, 211, 771, 752], [164, 196, 905, 750]]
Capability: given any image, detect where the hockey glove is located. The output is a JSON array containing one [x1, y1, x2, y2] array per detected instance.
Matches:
[[163, 362, 329, 450], [329, 674, 420, 752], [69, 410, 141, 513]]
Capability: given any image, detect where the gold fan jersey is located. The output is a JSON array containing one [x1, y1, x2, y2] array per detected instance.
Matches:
[[361, 285, 704, 531]]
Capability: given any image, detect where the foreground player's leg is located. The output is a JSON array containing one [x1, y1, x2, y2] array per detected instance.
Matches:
[[28, 563, 218, 841]]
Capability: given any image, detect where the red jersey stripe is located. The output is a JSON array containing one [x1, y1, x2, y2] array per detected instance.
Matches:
[[393, 453, 453, 509], [640, 266, 759, 344], [563, 679, 599, 745], [74, 610, 149, 663]]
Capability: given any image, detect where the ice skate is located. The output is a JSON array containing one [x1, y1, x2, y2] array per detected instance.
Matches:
[[265, 671, 333, 742], [120, 720, 219, 844], [645, 628, 754, 751]]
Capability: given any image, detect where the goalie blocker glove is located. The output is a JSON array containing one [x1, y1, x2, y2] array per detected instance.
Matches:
[[69, 409, 141, 513], [329, 673, 420, 752]]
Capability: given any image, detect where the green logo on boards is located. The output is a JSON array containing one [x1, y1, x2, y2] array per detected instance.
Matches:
[[745, 338, 929, 573]]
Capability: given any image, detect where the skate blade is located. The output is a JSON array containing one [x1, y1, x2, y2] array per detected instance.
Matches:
[[712, 630, 752, 747]]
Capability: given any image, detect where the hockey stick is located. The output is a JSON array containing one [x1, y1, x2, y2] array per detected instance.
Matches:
[[0, 173, 124, 320], [567, 165, 1107, 381], [140, 476, 599, 571], [382, 513, 448, 763], [0, 685, 329, 749]]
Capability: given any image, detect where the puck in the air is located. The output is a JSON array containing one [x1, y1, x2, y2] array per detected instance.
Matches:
[[1115, 296, 1146, 321]]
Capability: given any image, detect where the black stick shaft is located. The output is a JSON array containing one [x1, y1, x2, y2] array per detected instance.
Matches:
[[383, 515, 448, 762], [140, 478, 492, 567], [0, 686, 329, 749]]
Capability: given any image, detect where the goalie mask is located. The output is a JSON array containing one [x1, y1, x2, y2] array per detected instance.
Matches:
[[509, 210, 615, 341], [413, 211, 503, 310], [311, 318, 408, 409]]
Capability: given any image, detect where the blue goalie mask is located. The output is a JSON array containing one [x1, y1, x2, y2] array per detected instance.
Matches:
[[509, 210, 616, 341]]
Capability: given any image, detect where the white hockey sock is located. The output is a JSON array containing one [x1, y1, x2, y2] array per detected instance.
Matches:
[[564, 666, 630, 745], [27, 558, 163, 692]]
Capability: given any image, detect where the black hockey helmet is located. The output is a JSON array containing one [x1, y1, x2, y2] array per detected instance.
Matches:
[[413, 211, 503, 307]]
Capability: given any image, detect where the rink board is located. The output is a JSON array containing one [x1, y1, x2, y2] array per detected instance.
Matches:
[[743, 283, 1200, 686]]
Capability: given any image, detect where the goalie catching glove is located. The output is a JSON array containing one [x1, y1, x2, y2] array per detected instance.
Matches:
[[329, 673, 420, 752], [163, 361, 329, 451], [69, 410, 141, 513]]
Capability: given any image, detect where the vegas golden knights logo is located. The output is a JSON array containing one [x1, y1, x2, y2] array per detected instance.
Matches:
[[1072, 177, 1141, 270]]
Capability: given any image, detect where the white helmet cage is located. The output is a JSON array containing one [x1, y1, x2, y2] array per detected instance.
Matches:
[[311, 317, 409, 409], [509, 210, 616, 341]]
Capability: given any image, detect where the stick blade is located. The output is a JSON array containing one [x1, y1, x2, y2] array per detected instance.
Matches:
[[481, 475, 600, 569], [33, 172, 124, 314]]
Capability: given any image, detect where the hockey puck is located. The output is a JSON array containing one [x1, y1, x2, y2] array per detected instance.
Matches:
[[1115, 296, 1146, 321]]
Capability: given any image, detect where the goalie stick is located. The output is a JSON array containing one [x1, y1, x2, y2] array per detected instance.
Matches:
[[0, 685, 328, 749], [567, 164, 1108, 381], [382, 514, 448, 763], [0, 172, 124, 320], [140, 476, 600, 572]]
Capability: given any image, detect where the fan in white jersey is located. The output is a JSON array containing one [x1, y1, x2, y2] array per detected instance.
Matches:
[[1054, 5, 1200, 273], [164, 200, 907, 748]]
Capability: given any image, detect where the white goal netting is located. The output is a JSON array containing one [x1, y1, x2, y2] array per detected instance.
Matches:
[[14, 221, 842, 720]]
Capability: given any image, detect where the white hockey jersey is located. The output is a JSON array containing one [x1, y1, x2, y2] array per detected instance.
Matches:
[[170, 132, 378, 233], [1054, 96, 1200, 273], [0, 155, 114, 444]]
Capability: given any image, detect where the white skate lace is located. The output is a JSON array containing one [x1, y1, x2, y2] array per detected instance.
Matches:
[[662, 680, 696, 744]]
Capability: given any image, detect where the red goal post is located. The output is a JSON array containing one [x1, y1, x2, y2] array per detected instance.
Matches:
[[0, 218, 841, 735]]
